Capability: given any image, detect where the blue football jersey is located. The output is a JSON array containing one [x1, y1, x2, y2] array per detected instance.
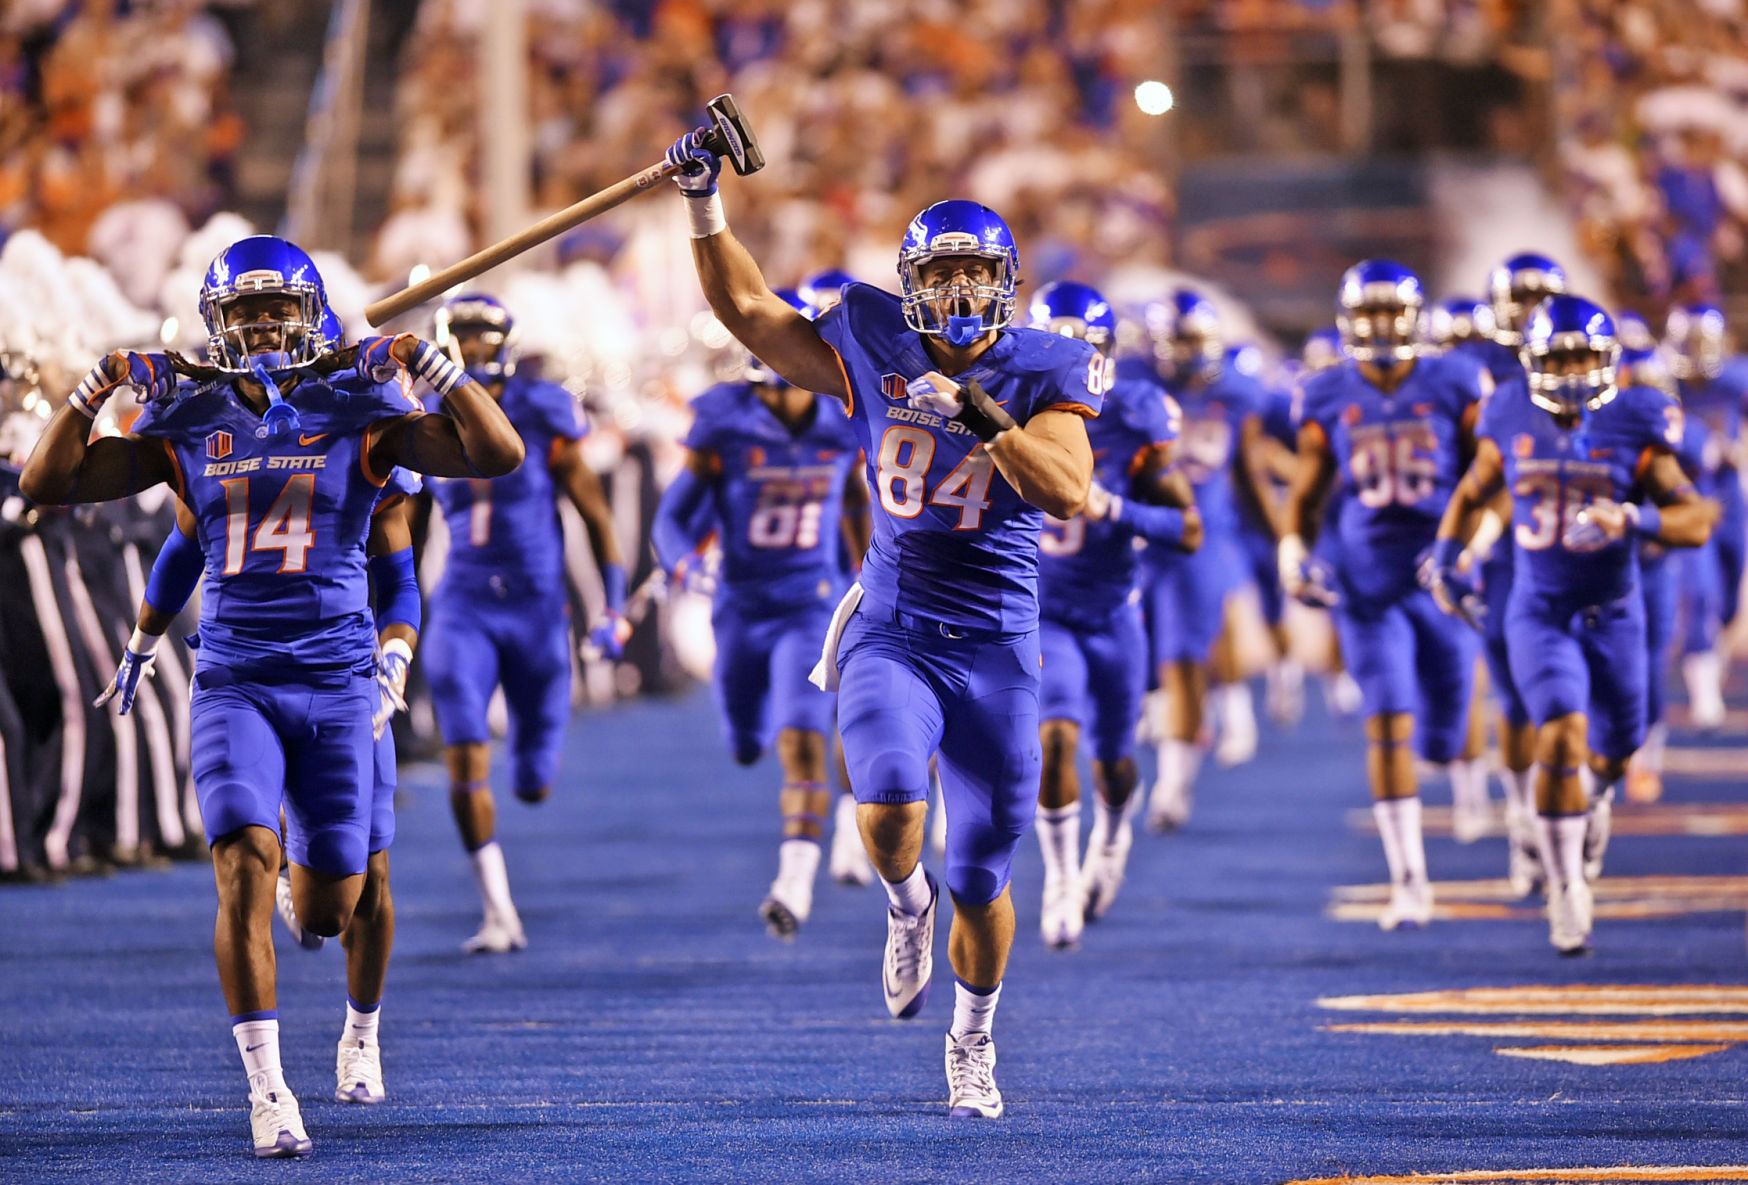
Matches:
[[1677, 359, 1748, 466], [1118, 357, 1265, 542], [1039, 374, 1180, 623], [429, 373, 583, 589], [1470, 338, 1526, 387], [1479, 380, 1682, 603], [816, 283, 1104, 633], [1298, 353, 1484, 565], [131, 371, 421, 673], [685, 381, 861, 614]]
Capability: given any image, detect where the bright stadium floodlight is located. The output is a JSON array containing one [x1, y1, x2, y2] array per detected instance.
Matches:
[[1135, 80, 1174, 116]]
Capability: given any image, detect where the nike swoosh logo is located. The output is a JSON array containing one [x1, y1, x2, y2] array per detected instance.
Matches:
[[245, 1043, 267, 1052], [298, 433, 328, 446]]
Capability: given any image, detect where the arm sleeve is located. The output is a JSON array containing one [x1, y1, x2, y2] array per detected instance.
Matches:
[[652, 467, 719, 574], [143, 525, 204, 618], [1113, 499, 1188, 547], [368, 546, 422, 633]]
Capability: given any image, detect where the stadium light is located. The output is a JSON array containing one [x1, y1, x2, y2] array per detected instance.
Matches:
[[1135, 81, 1174, 116]]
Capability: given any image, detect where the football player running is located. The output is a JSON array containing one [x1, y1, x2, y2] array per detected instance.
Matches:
[[97, 316, 422, 1112], [1030, 281, 1200, 947], [19, 235, 523, 1157], [1432, 295, 1716, 954], [1280, 261, 1488, 932], [419, 293, 626, 954], [666, 126, 1102, 1119], [1127, 289, 1273, 830], [1664, 303, 1748, 730], [651, 287, 870, 941]]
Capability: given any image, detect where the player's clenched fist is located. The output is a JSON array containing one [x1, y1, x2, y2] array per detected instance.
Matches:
[[665, 128, 722, 197]]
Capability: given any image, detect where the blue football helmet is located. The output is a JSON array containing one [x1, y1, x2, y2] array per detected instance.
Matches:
[[1521, 294, 1620, 416], [1488, 252, 1566, 344], [199, 235, 328, 371], [316, 308, 346, 354], [746, 287, 814, 384], [1145, 288, 1223, 383], [1664, 302, 1728, 382], [898, 200, 1019, 346], [1302, 325, 1342, 373], [1028, 281, 1116, 355], [1423, 296, 1497, 348], [798, 268, 857, 315], [1337, 260, 1422, 364], [434, 293, 516, 382]]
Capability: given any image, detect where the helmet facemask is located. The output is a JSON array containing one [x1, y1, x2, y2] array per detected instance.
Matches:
[[1523, 339, 1620, 417], [205, 290, 321, 372], [900, 249, 1015, 346], [1339, 295, 1420, 365], [1665, 307, 1726, 382], [435, 299, 517, 382]]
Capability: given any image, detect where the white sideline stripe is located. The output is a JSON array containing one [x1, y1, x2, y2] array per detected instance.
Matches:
[[0, 727, 15, 871], [63, 552, 138, 853], [21, 536, 85, 869]]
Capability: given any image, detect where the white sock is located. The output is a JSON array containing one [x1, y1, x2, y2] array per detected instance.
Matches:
[[1685, 650, 1725, 712], [468, 840, 518, 922], [1372, 797, 1427, 886], [881, 862, 932, 915], [1143, 689, 1167, 740], [1157, 738, 1203, 798], [1220, 682, 1256, 732], [1093, 793, 1123, 836], [1036, 804, 1080, 885], [344, 999, 380, 1048], [1640, 721, 1668, 774], [777, 837, 821, 886], [951, 978, 1002, 1039], [1448, 757, 1490, 813], [233, 1015, 287, 1094], [1535, 813, 1587, 889]]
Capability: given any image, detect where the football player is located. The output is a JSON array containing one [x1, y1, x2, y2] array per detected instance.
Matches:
[[1432, 295, 1716, 954], [1280, 261, 1488, 931], [19, 235, 522, 1157], [420, 293, 626, 954], [1030, 281, 1199, 947], [1128, 289, 1272, 831], [1664, 303, 1748, 730], [650, 288, 869, 941], [668, 126, 1101, 1119]]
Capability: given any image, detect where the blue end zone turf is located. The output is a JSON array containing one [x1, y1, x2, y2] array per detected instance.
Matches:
[[2, 686, 1745, 1182]]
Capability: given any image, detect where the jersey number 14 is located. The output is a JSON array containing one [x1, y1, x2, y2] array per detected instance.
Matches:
[[219, 475, 317, 574]]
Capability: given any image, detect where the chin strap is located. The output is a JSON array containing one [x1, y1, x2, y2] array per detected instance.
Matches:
[[250, 359, 301, 437]]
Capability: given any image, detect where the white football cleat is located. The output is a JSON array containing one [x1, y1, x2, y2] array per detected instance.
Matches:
[[945, 1031, 1003, 1119], [828, 796, 874, 886], [249, 1080, 312, 1158], [275, 867, 323, 952], [758, 874, 813, 943], [1377, 879, 1433, 931], [1080, 812, 1134, 921], [1145, 777, 1191, 834], [335, 1039, 385, 1104], [1039, 874, 1083, 950], [1583, 786, 1613, 884], [1325, 671, 1364, 718], [882, 873, 936, 1019], [1507, 827, 1545, 900], [462, 909, 527, 954], [1549, 878, 1594, 956], [1451, 797, 1493, 845]]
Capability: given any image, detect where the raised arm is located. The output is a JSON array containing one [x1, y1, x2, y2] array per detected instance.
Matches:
[[20, 352, 179, 505], [667, 132, 848, 401], [362, 336, 524, 479]]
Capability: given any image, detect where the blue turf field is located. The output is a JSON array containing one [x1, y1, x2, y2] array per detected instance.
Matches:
[[3, 686, 1746, 1184]]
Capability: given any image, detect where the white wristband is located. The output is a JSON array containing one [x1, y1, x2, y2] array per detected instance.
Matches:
[[382, 638, 414, 664], [127, 628, 161, 658], [686, 192, 726, 239]]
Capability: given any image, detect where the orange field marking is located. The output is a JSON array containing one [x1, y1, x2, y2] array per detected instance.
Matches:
[[1320, 1020, 1748, 1042], [1317, 985, 1748, 1016], [1281, 1166, 1748, 1184], [1491, 1044, 1732, 1065]]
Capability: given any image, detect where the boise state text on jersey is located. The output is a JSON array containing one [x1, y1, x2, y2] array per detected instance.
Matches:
[[429, 373, 583, 590], [131, 372, 422, 674], [1297, 352, 1485, 599], [1479, 379, 1683, 604], [815, 283, 1105, 633], [1038, 374, 1179, 625], [684, 381, 861, 615]]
